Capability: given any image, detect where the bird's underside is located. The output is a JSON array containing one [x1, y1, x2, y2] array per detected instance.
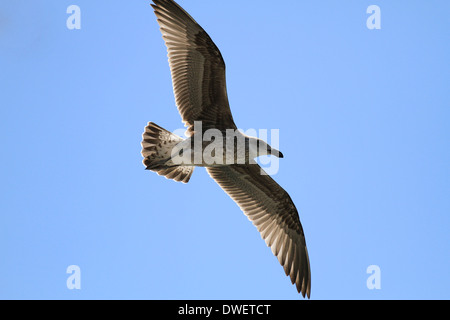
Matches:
[[142, 0, 311, 298]]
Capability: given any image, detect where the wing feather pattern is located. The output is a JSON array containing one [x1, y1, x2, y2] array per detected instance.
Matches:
[[207, 165, 311, 298], [152, 0, 236, 133]]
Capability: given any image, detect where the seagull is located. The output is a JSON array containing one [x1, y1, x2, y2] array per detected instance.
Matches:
[[142, 0, 311, 298]]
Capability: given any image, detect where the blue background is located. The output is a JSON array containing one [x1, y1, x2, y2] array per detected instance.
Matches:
[[0, 0, 449, 299]]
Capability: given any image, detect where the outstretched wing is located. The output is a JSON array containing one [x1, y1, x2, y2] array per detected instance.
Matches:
[[207, 164, 311, 298], [152, 0, 237, 133]]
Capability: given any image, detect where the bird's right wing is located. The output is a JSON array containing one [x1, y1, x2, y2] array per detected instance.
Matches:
[[151, 0, 237, 133], [207, 164, 311, 298]]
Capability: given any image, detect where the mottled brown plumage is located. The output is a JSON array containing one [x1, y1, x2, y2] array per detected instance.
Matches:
[[146, 0, 311, 297]]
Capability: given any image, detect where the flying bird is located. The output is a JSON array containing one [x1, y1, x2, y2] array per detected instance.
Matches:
[[142, 0, 311, 298]]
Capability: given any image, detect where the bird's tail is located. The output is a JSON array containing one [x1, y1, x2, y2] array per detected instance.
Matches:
[[141, 122, 194, 183]]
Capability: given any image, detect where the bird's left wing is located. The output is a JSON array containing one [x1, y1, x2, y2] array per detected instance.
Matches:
[[151, 0, 237, 133], [206, 164, 311, 298]]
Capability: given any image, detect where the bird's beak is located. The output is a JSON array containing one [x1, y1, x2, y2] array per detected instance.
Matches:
[[271, 149, 283, 158]]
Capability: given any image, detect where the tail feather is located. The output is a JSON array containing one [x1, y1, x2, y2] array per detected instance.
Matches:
[[141, 122, 194, 183]]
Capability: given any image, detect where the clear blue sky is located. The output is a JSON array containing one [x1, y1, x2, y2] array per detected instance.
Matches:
[[1, 0, 449, 300]]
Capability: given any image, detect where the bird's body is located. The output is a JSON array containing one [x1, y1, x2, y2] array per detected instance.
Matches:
[[142, 0, 311, 298], [143, 124, 277, 168]]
